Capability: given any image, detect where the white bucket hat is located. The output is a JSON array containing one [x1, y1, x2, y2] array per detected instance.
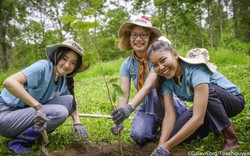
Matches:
[[179, 48, 217, 73], [45, 40, 86, 72], [118, 15, 161, 38], [158, 36, 172, 45]]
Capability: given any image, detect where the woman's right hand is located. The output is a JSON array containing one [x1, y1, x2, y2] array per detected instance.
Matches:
[[33, 104, 48, 132]]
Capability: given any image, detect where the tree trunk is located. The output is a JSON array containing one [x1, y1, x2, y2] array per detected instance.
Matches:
[[232, 0, 238, 39], [0, 22, 9, 71]]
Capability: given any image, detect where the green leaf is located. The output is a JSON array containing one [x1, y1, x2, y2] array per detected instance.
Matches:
[[82, 8, 96, 16], [112, 84, 125, 98], [71, 20, 99, 30], [61, 14, 77, 23], [109, 78, 118, 84]]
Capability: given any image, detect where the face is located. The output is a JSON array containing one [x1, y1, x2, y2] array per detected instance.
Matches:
[[130, 26, 150, 54], [149, 49, 179, 79], [56, 51, 78, 76]]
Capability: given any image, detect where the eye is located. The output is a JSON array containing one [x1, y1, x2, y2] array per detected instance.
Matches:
[[71, 61, 77, 65], [63, 56, 68, 61], [131, 33, 138, 38], [152, 63, 158, 68], [140, 33, 147, 38], [160, 57, 167, 63]]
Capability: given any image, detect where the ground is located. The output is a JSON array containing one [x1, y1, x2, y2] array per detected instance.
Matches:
[[49, 141, 188, 156]]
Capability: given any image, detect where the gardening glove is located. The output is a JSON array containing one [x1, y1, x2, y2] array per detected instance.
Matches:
[[71, 123, 89, 139], [110, 123, 124, 135], [111, 104, 134, 125], [33, 104, 48, 132], [151, 146, 170, 156]]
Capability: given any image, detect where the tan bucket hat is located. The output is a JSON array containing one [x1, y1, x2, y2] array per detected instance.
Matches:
[[179, 48, 217, 73], [45, 40, 86, 72], [118, 15, 161, 38]]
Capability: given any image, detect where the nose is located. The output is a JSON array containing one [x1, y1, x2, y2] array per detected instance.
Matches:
[[64, 61, 70, 67], [159, 63, 165, 70]]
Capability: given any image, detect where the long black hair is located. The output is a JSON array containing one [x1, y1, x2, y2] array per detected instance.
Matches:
[[49, 47, 82, 113]]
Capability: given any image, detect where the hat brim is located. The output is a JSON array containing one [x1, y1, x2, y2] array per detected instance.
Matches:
[[179, 56, 217, 73], [118, 21, 161, 38], [45, 43, 86, 73]]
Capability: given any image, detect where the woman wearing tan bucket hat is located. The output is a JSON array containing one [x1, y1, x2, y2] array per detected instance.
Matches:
[[110, 15, 186, 145], [148, 40, 245, 155], [0, 40, 89, 155]]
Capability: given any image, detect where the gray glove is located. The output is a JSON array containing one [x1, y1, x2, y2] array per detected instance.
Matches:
[[33, 104, 48, 132], [151, 146, 170, 156], [110, 123, 124, 135], [111, 104, 134, 125], [71, 123, 89, 138]]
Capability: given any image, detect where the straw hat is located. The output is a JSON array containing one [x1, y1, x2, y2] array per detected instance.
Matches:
[[179, 48, 217, 73], [118, 15, 161, 38], [45, 40, 86, 72]]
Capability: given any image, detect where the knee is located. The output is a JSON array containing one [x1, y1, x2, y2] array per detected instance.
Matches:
[[130, 130, 148, 145], [130, 128, 154, 145], [48, 105, 69, 121]]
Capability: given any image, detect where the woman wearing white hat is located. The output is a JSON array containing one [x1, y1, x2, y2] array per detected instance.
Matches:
[[148, 40, 245, 155], [0, 40, 89, 154], [110, 15, 186, 145]]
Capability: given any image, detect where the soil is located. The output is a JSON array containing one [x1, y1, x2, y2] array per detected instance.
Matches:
[[49, 141, 188, 156]]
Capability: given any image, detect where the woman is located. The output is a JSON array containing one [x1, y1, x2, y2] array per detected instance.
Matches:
[[0, 40, 89, 154], [148, 40, 245, 155], [110, 16, 186, 145]]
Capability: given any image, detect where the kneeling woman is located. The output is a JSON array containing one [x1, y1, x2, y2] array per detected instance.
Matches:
[[0, 40, 89, 155], [148, 40, 245, 155]]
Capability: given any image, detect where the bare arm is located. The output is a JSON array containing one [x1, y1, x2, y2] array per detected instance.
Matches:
[[3, 71, 41, 109], [159, 93, 176, 145], [117, 77, 131, 107], [129, 73, 157, 108], [71, 109, 81, 124], [162, 83, 209, 151]]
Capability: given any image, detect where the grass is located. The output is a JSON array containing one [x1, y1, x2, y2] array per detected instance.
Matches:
[[0, 50, 249, 155]]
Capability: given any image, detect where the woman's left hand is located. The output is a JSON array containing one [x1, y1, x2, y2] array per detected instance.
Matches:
[[71, 123, 89, 138]]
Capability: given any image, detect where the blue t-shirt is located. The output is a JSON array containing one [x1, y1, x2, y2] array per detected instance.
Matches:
[[120, 56, 154, 90], [0, 60, 70, 107], [120, 56, 154, 107], [161, 60, 241, 102]]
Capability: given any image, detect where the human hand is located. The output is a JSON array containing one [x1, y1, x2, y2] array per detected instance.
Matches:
[[110, 104, 134, 125], [33, 104, 48, 132], [71, 123, 89, 138], [110, 123, 124, 135], [151, 146, 170, 156]]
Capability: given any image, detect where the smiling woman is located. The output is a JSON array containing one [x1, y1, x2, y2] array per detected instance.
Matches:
[[148, 40, 246, 155], [0, 40, 90, 155]]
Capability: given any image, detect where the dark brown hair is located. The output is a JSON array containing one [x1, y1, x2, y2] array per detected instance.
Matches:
[[147, 40, 174, 106]]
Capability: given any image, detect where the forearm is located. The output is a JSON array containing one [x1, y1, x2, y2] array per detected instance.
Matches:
[[3, 78, 40, 108], [129, 86, 152, 108], [159, 114, 176, 145], [71, 110, 81, 124], [163, 117, 202, 150]]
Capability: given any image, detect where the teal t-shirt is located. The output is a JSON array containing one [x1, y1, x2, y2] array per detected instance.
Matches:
[[0, 60, 70, 107], [120, 56, 154, 90], [161, 61, 241, 102]]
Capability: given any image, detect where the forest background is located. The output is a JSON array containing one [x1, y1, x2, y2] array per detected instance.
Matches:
[[0, 0, 249, 155]]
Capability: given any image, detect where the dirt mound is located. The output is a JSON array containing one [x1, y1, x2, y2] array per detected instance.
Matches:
[[49, 141, 187, 156]]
